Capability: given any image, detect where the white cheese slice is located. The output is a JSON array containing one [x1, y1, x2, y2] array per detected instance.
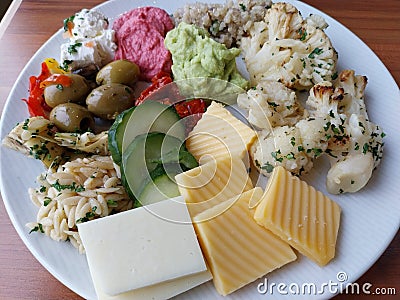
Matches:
[[78, 196, 207, 296], [93, 269, 212, 300]]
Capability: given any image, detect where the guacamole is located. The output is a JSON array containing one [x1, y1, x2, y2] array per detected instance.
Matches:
[[164, 23, 248, 92]]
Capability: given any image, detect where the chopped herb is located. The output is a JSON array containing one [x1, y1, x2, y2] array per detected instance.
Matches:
[[107, 199, 118, 207], [351, 180, 355, 184], [311, 148, 323, 157], [271, 150, 283, 162], [261, 162, 274, 173], [76, 206, 97, 223], [298, 28, 307, 41], [22, 119, 29, 130], [308, 47, 323, 59], [362, 143, 369, 154], [331, 72, 338, 80], [60, 60, 73, 72], [63, 15, 75, 31], [239, 3, 246, 11], [298, 145, 304, 152], [43, 198, 52, 206], [267, 101, 279, 108], [51, 180, 85, 192], [290, 136, 296, 146], [286, 153, 295, 160], [67, 42, 82, 54], [29, 223, 44, 234]]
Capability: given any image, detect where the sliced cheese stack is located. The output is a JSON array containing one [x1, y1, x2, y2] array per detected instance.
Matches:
[[186, 101, 257, 164], [254, 166, 341, 266], [78, 197, 212, 299], [175, 155, 253, 218], [193, 188, 297, 296]]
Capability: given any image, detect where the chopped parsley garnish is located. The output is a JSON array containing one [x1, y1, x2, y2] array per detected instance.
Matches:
[[29, 223, 44, 234], [298, 28, 307, 41], [261, 162, 274, 173], [51, 180, 85, 192], [76, 206, 97, 223], [67, 42, 82, 54], [43, 198, 52, 206], [271, 150, 283, 162], [239, 3, 246, 11], [308, 47, 323, 59], [63, 15, 75, 31]]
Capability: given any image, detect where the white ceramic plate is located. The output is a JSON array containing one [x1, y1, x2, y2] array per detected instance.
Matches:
[[0, 0, 399, 299]]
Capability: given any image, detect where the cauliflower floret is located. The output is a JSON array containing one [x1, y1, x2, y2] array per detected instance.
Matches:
[[326, 152, 374, 194], [295, 117, 329, 159], [252, 126, 313, 176], [325, 114, 384, 194], [337, 69, 368, 118], [300, 76, 384, 194], [241, 2, 338, 89], [306, 81, 345, 118], [237, 80, 306, 130]]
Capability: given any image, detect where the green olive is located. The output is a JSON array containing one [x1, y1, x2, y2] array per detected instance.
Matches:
[[44, 74, 90, 108], [86, 83, 134, 120], [96, 60, 140, 87], [50, 103, 95, 132]]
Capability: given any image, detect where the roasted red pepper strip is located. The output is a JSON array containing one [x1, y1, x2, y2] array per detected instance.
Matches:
[[135, 71, 173, 106], [174, 99, 206, 118], [39, 74, 72, 89], [23, 62, 53, 118]]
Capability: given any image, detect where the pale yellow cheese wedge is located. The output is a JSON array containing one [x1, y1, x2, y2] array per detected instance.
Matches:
[[92, 269, 212, 300], [254, 166, 341, 266], [186, 101, 257, 164], [175, 155, 253, 218], [193, 188, 297, 296]]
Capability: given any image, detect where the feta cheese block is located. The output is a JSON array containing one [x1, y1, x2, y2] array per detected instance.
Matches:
[[78, 196, 207, 296], [175, 155, 253, 219], [254, 166, 341, 266], [61, 8, 116, 70], [186, 101, 257, 164], [193, 188, 297, 296], [92, 268, 212, 300]]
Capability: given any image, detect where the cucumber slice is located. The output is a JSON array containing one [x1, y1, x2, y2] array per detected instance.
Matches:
[[121, 101, 185, 154], [122, 132, 183, 200], [138, 166, 180, 206], [108, 107, 135, 165]]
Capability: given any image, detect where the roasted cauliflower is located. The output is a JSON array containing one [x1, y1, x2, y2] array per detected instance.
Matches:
[[237, 80, 306, 130], [246, 69, 384, 194], [240, 2, 338, 89], [305, 71, 385, 194]]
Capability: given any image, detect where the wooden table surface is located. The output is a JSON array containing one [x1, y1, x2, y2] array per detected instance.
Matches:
[[0, 0, 399, 299]]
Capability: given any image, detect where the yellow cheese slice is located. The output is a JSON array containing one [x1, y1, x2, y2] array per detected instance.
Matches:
[[186, 101, 257, 164], [254, 166, 341, 266], [193, 188, 297, 296], [175, 155, 253, 218]]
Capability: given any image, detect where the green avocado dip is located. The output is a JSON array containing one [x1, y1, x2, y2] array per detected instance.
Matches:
[[164, 22, 248, 100]]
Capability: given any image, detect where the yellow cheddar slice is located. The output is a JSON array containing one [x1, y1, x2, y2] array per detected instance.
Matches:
[[175, 155, 253, 218], [193, 188, 297, 296], [254, 166, 341, 266], [186, 101, 257, 164]]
